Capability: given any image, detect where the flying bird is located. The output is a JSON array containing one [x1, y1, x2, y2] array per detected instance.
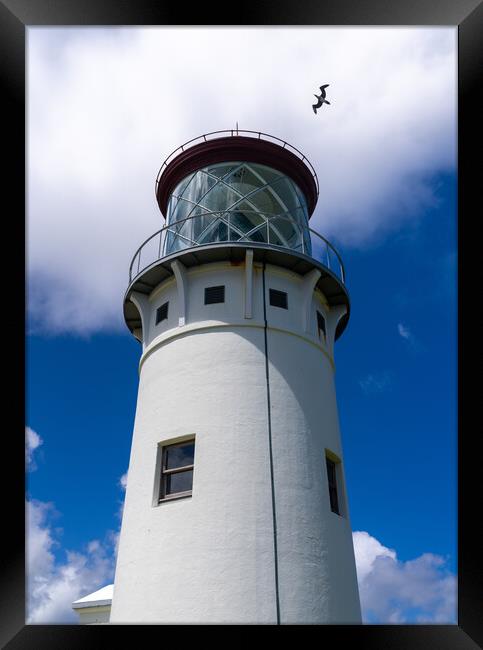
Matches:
[[313, 84, 330, 114]]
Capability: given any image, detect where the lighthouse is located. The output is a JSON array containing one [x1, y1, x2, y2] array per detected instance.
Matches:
[[109, 129, 361, 624]]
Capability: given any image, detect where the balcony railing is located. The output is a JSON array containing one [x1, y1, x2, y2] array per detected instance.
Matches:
[[128, 213, 345, 288]]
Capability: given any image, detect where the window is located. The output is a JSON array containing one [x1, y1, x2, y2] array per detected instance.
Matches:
[[156, 301, 169, 324], [317, 310, 326, 340], [205, 285, 225, 304], [159, 439, 195, 502], [269, 288, 288, 309], [326, 456, 340, 515]]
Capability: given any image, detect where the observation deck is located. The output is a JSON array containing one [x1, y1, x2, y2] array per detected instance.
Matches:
[[124, 130, 350, 339]]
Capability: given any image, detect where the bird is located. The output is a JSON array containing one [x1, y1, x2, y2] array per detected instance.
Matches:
[[313, 84, 330, 114]]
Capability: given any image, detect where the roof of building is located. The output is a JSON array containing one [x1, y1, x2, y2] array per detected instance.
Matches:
[[155, 133, 319, 218], [72, 584, 113, 609]]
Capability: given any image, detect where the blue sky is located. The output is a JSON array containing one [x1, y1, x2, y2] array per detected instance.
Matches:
[[26, 27, 457, 623], [338, 171, 457, 562]]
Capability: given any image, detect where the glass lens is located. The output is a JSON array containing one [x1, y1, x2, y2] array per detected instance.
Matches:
[[172, 172, 196, 200], [269, 177, 306, 217], [248, 163, 284, 186], [164, 163, 311, 255], [206, 163, 239, 179]]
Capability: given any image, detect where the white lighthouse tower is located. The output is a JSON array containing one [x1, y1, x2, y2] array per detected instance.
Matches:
[[109, 130, 361, 624]]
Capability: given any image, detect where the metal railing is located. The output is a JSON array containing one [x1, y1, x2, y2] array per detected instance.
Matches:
[[128, 213, 345, 287], [155, 129, 319, 201]]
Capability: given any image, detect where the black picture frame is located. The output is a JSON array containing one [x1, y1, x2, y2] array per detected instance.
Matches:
[[2, 0, 481, 647]]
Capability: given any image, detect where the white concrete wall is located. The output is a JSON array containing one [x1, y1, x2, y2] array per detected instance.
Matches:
[[110, 259, 361, 624], [75, 606, 111, 624]]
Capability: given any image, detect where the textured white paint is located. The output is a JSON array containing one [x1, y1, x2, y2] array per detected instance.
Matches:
[[111, 260, 361, 623], [130, 291, 151, 352], [301, 268, 322, 333], [171, 259, 187, 327], [74, 606, 111, 625], [325, 304, 348, 358], [72, 584, 113, 624], [244, 249, 254, 319], [72, 584, 113, 607]]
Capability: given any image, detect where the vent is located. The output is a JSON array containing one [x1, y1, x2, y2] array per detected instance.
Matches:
[[317, 310, 326, 338], [156, 301, 169, 324], [326, 457, 340, 515], [269, 289, 288, 309], [204, 285, 225, 304]]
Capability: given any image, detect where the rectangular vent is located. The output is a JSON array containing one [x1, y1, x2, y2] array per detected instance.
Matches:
[[317, 310, 326, 338], [326, 457, 340, 515], [269, 289, 288, 309], [204, 285, 225, 304], [156, 301, 169, 324]]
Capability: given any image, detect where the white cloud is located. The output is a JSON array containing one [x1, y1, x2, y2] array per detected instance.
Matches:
[[107, 529, 121, 560], [352, 530, 396, 583], [398, 323, 412, 340], [26, 426, 43, 470], [26, 458, 129, 623], [353, 530, 457, 623], [119, 471, 128, 490], [358, 371, 392, 394], [116, 471, 128, 522], [27, 27, 456, 335], [26, 498, 116, 623]]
